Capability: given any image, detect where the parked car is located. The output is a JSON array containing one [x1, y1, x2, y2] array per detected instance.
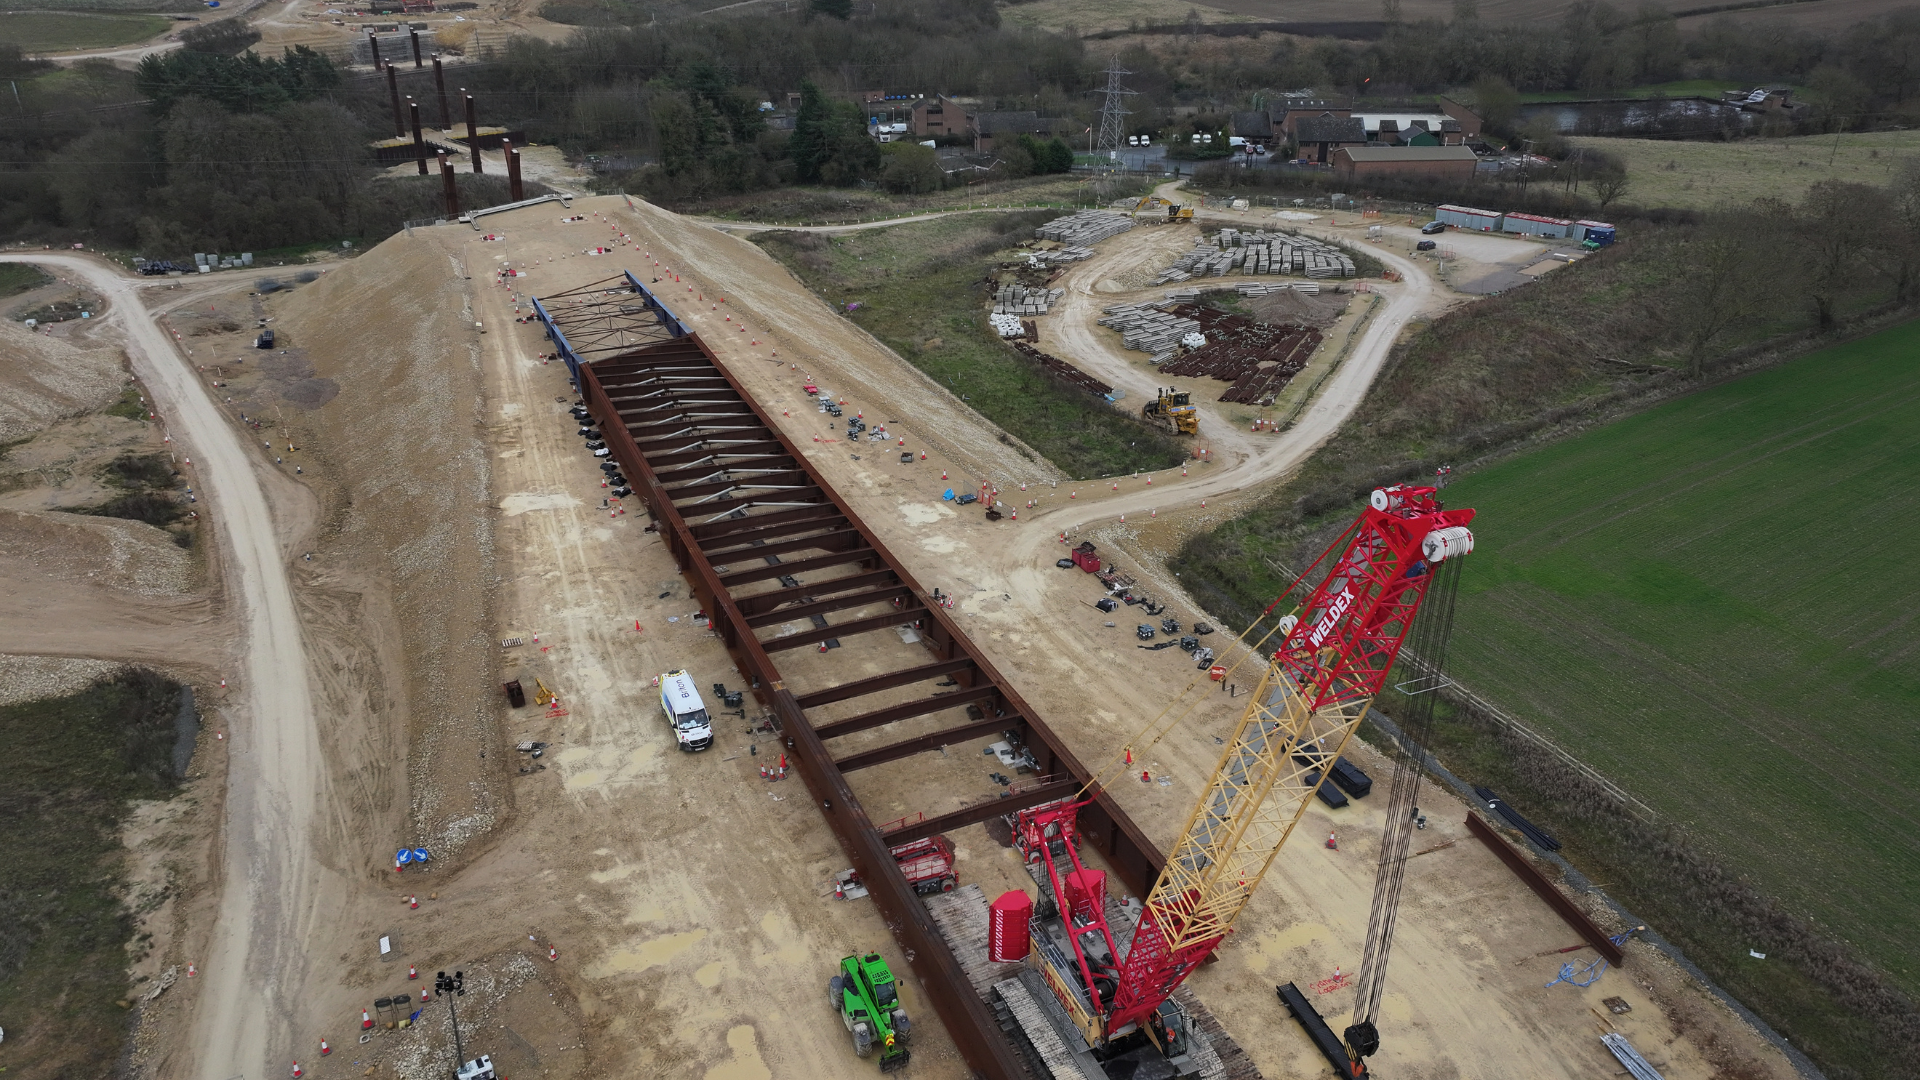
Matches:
[[1416, 240, 1438, 251], [1420, 220, 1447, 235]]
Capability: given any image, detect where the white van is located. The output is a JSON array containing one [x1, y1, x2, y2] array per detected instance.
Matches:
[[659, 670, 714, 751]]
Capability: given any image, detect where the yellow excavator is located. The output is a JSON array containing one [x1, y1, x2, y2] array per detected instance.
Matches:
[[1142, 387, 1199, 435]]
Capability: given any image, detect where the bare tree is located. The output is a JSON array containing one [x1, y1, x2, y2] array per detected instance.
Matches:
[[1680, 214, 1771, 377], [1591, 167, 1630, 211], [1797, 180, 1885, 330]]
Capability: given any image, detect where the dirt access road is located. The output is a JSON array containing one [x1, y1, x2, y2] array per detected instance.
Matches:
[[0, 254, 327, 1080]]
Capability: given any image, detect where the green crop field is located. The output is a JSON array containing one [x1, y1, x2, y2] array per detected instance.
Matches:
[[0, 11, 171, 50], [1441, 318, 1920, 993]]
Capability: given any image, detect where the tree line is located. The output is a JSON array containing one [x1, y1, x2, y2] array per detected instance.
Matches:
[[9, 0, 1920, 253]]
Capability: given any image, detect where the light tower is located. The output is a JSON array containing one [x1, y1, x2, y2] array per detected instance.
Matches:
[[1094, 58, 1137, 156]]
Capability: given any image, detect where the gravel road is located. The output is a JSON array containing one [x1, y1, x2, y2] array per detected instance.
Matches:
[[0, 254, 321, 1080]]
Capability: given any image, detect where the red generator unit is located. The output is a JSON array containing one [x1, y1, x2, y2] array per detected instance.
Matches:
[[891, 835, 957, 895], [1072, 542, 1102, 573]]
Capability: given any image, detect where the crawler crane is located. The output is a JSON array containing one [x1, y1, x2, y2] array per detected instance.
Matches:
[[1009, 483, 1476, 1076]]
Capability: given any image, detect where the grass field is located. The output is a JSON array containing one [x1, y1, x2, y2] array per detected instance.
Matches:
[[0, 10, 170, 50], [0, 671, 185, 1078], [1578, 129, 1920, 212], [0, 263, 51, 299], [753, 214, 1189, 480], [1440, 318, 1920, 995]]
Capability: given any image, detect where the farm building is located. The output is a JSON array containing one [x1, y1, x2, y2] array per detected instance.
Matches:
[[1436, 204, 1504, 230], [1293, 113, 1367, 163], [1573, 220, 1617, 245], [1354, 113, 1466, 145], [1331, 145, 1478, 182], [1502, 212, 1575, 239]]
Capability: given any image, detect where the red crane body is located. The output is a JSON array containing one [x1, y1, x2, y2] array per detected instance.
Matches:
[[1018, 484, 1476, 1055]]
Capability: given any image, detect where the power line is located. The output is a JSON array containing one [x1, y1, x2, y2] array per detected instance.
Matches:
[[1092, 57, 1134, 155]]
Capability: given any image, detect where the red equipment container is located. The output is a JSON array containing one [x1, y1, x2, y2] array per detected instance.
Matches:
[[989, 889, 1033, 962], [1072, 541, 1101, 573], [890, 835, 957, 895], [1062, 867, 1107, 922]]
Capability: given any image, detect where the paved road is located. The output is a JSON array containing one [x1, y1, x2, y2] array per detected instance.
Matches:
[[0, 254, 321, 1080]]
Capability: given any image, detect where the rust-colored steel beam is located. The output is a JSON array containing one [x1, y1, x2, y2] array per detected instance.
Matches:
[[795, 657, 978, 710], [1467, 812, 1625, 965], [834, 715, 1019, 773], [887, 780, 1081, 845], [691, 503, 844, 542], [438, 151, 459, 216], [409, 99, 427, 175], [813, 685, 999, 741], [743, 585, 913, 629], [387, 63, 403, 136], [464, 92, 481, 173], [720, 547, 875, 587], [761, 607, 925, 653], [734, 570, 900, 618], [715, 528, 862, 566]]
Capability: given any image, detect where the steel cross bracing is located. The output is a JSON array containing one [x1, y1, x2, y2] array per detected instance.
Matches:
[[572, 327, 1170, 1080], [531, 271, 687, 379]]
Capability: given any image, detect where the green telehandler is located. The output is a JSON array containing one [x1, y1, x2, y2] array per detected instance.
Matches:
[[831, 952, 911, 1072]]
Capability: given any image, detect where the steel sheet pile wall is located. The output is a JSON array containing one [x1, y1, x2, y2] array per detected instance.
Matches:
[[573, 325, 1168, 1080]]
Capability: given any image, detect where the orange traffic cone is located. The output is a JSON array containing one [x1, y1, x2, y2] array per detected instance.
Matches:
[[409, 965, 418, 980], [549, 947, 558, 962], [320, 1040, 331, 1056], [1326, 832, 1338, 850], [292, 1062, 302, 1078], [421, 987, 431, 1004], [1141, 770, 1151, 783], [409, 895, 418, 909], [362, 1010, 373, 1029]]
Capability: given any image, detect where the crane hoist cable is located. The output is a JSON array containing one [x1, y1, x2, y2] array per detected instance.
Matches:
[[1343, 550, 1468, 1067]]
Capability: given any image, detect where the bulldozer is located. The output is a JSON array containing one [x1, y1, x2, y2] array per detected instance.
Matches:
[[1143, 387, 1199, 436], [831, 952, 911, 1072]]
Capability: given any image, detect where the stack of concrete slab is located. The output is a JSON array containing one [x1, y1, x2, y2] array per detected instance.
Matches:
[[993, 282, 1066, 316], [989, 312, 1026, 338], [1160, 230, 1356, 279], [1027, 245, 1097, 268], [1099, 302, 1201, 355], [1035, 211, 1135, 246]]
